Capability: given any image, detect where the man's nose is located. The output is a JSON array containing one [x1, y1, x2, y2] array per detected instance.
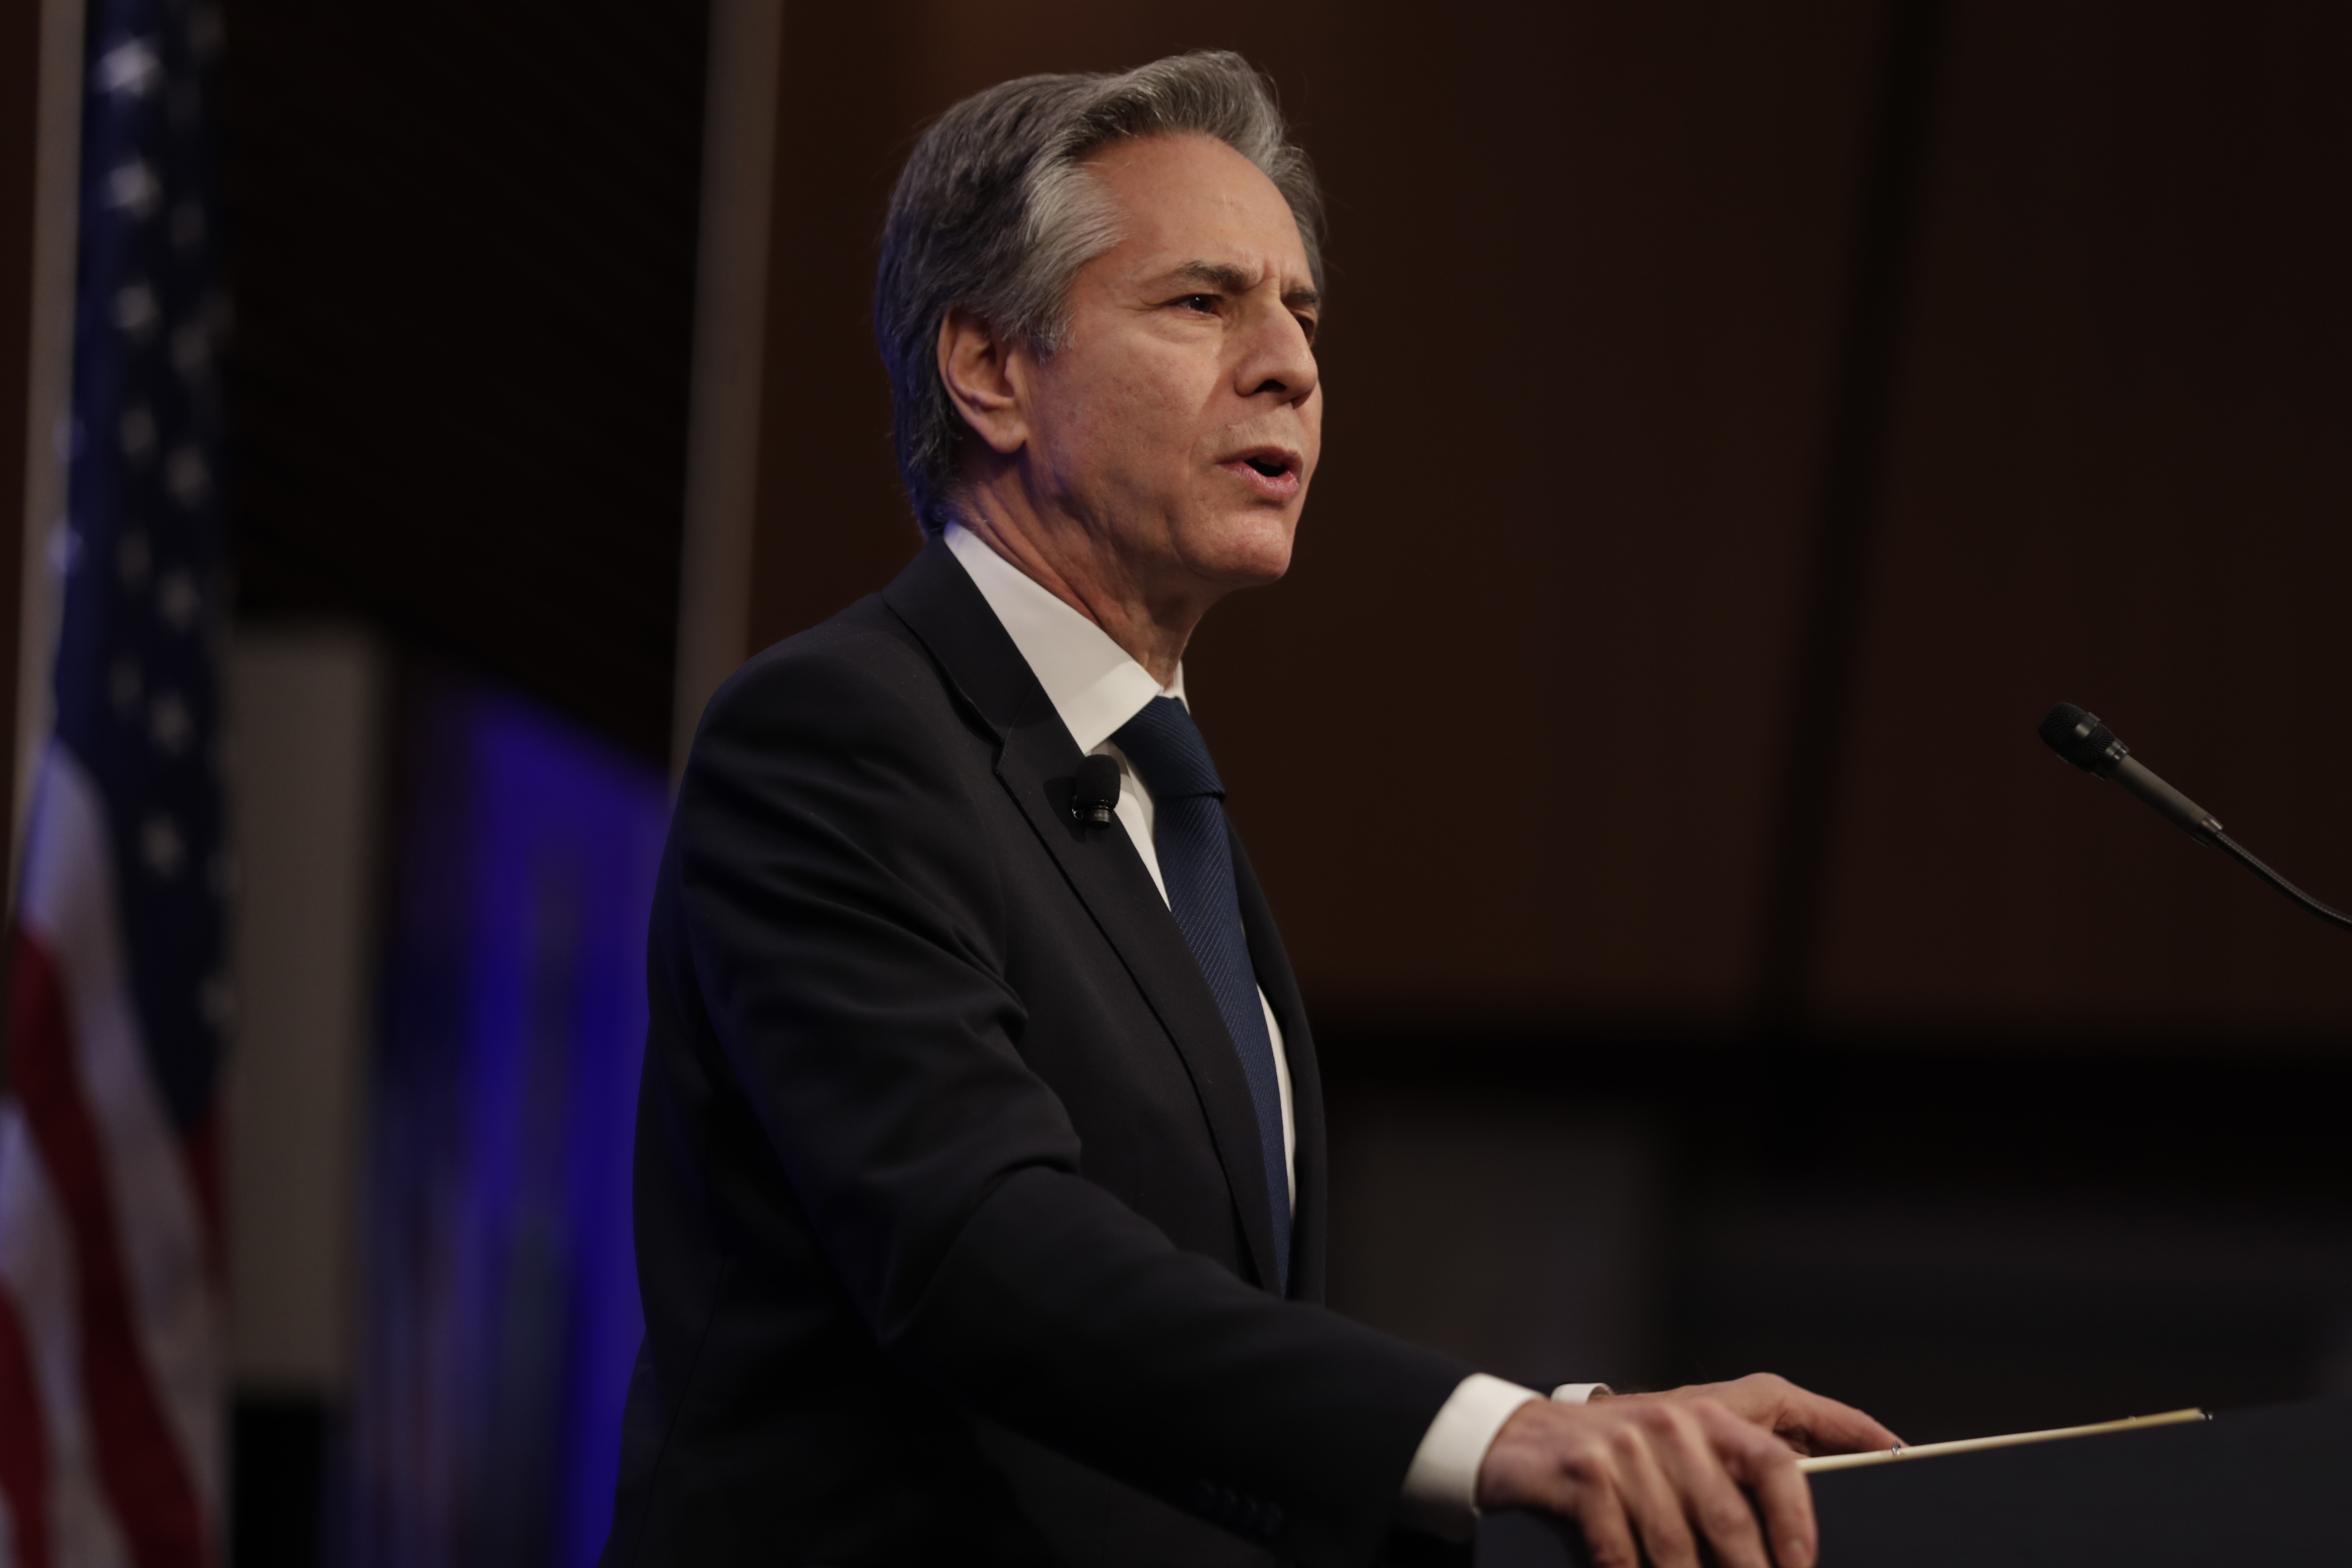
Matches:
[[1237, 301, 1318, 405]]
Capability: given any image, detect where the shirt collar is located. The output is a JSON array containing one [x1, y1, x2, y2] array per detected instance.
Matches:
[[943, 521, 1183, 753]]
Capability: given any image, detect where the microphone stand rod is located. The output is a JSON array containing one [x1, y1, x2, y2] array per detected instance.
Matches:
[[2210, 832, 2352, 934]]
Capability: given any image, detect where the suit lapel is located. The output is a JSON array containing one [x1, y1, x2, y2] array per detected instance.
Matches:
[[881, 541, 1287, 1294]]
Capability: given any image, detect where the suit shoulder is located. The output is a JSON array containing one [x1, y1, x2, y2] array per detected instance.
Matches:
[[668, 586, 1006, 927], [691, 592, 958, 747]]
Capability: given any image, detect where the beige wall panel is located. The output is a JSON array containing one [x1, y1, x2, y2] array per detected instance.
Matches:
[[227, 626, 386, 1393]]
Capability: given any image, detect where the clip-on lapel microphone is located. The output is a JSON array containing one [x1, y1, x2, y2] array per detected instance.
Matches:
[[1072, 755, 1121, 829]]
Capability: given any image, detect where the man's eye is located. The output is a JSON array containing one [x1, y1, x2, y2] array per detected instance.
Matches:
[[1177, 294, 1219, 313], [1294, 314, 1318, 342]]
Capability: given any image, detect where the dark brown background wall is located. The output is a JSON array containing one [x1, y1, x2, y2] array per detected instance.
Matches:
[[743, 1, 2352, 1043], [750, 0, 1881, 1027], [187, 0, 2352, 1484], [214, 0, 2352, 1044], [1819, 0, 2352, 1040], [0, 3, 2312, 1558]]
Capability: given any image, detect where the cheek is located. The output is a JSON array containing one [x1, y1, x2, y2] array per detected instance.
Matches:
[[1048, 358, 1177, 464], [1080, 364, 1206, 489]]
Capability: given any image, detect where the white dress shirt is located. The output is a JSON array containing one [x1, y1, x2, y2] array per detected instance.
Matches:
[[942, 524, 1590, 1540]]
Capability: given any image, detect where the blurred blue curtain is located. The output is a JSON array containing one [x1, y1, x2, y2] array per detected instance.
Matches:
[[349, 679, 668, 1568]]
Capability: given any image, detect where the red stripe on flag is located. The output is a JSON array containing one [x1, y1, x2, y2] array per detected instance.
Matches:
[[10, 931, 210, 1568], [0, 1283, 53, 1568]]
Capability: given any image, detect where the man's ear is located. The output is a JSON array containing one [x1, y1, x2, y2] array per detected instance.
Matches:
[[936, 306, 1028, 457]]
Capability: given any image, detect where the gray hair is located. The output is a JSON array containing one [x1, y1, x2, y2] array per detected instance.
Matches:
[[874, 51, 1324, 532]]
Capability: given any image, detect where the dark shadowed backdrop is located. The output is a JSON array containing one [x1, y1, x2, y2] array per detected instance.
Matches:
[[182, 1, 2352, 1562], [728, 0, 2352, 1439]]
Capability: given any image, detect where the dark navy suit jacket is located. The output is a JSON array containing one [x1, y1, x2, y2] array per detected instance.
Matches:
[[601, 539, 1469, 1566]]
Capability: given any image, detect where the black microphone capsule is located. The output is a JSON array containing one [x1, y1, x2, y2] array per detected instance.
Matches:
[[2040, 702, 2130, 776], [1073, 754, 1121, 829]]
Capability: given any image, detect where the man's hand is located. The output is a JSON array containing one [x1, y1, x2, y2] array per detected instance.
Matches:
[[1640, 1373, 1902, 1458], [1475, 1375, 1901, 1568]]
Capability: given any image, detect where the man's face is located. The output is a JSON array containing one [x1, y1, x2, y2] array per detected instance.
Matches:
[[1018, 133, 1322, 595]]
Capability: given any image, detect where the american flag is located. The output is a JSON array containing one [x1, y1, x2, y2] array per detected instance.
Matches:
[[0, 2, 230, 1565]]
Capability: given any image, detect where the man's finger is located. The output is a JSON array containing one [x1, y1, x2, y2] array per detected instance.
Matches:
[[1612, 1413, 1704, 1568], [1675, 1373, 1903, 1457], [1705, 1403, 1819, 1568], [1569, 1480, 1644, 1568], [1776, 1387, 1902, 1456], [1656, 1404, 1775, 1568]]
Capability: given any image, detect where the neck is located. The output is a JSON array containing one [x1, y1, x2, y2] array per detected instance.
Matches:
[[949, 482, 1211, 689]]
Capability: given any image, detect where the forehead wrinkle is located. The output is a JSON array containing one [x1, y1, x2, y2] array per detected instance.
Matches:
[[1170, 259, 1252, 292], [1143, 258, 1318, 304]]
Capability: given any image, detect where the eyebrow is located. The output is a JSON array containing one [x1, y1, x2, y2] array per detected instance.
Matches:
[[1161, 259, 1320, 312]]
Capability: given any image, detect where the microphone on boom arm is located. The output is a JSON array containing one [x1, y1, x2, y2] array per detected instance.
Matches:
[[2039, 702, 2352, 934]]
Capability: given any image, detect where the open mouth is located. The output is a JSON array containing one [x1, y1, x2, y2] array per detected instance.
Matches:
[[1219, 444, 1303, 495]]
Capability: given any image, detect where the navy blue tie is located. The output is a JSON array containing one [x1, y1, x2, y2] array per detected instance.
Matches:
[[1111, 696, 1290, 1293]]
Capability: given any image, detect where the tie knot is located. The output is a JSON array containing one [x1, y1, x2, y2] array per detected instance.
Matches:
[[1110, 695, 1226, 801]]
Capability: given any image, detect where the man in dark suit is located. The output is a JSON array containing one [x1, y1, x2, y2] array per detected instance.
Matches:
[[604, 51, 1896, 1568]]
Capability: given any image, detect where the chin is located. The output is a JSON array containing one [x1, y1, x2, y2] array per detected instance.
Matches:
[[1185, 508, 1300, 587]]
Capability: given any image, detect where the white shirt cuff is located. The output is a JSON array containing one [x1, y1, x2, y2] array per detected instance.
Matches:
[[1395, 1373, 1543, 1541]]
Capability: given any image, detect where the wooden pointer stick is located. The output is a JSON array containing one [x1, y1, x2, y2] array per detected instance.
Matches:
[[1796, 1408, 2209, 1473]]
